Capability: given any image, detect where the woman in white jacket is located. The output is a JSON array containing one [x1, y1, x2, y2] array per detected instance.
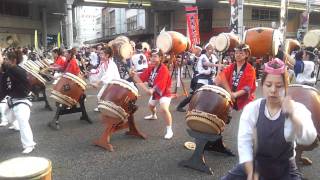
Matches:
[[89, 46, 120, 111]]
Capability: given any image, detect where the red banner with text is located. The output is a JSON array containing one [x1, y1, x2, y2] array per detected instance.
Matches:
[[185, 6, 200, 47]]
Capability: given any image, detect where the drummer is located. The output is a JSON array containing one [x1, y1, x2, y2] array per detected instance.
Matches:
[[176, 43, 220, 112], [89, 46, 120, 112], [130, 48, 173, 139], [216, 43, 256, 110], [0, 50, 36, 154], [295, 47, 317, 86], [64, 48, 81, 76], [131, 43, 148, 73], [221, 58, 317, 180], [50, 48, 66, 72]]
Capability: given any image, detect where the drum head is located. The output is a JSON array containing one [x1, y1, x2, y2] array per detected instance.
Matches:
[[119, 43, 134, 60], [209, 36, 217, 49], [303, 30, 320, 48], [156, 32, 173, 53], [141, 42, 150, 51], [0, 157, 51, 179], [214, 33, 229, 52], [115, 36, 130, 43], [186, 118, 221, 134], [272, 29, 282, 56]]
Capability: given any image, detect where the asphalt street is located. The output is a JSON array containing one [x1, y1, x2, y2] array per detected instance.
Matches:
[[0, 79, 319, 180]]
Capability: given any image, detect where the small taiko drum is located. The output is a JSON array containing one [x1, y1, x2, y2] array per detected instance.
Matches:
[[20, 63, 47, 88], [244, 27, 282, 57], [50, 72, 87, 107], [285, 39, 301, 55], [142, 42, 151, 51], [0, 157, 52, 180], [98, 79, 138, 122], [186, 85, 232, 134], [303, 29, 320, 48], [111, 39, 134, 60], [288, 84, 320, 136], [209, 36, 217, 48], [156, 31, 188, 54], [214, 33, 240, 53]]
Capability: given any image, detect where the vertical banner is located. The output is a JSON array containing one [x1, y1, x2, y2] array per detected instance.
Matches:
[[185, 6, 200, 47], [57, 32, 61, 48], [34, 30, 38, 51], [229, 0, 238, 34]]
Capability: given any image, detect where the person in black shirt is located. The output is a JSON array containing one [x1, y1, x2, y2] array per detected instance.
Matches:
[[0, 50, 36, 154]]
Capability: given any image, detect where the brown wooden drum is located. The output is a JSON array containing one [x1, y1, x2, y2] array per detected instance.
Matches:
[[214, 33, 240, 52], [156, 31, 188, 54], [288, 84, 320, 135], [303, 29, 320, 48], [20, 62, 47, 88], [98, 79, 139, 123], [50, 72, 87, 107], [0, 157, 52, 180], [244, 27, 281, 57], [186, 85, 232, 134]]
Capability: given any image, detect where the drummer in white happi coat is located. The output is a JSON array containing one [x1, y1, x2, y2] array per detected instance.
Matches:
[[89, 46, 120, 112], [131, 43, 148, 73]]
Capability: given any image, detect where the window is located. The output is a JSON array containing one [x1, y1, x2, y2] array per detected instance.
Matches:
[[109, 10, 115, 27], [0, 0, 29, 17], [252, 8, 279, 21], [127, 15, 138, 31]]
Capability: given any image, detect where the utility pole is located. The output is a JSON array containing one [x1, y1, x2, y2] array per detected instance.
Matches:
[[306, 0, 311, 32], [280, 0, 289, 44], [238, 0, 244, 41]]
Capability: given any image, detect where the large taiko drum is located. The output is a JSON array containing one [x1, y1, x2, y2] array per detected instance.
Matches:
[[50, 72, 87, 107], [186, 85, 232, 134], [303, 29, 320, 48], [98, 79, 139, 123], [244, 27, 282, 57], [156, 31, 188, 54], [0, 157, 52, 180], [20, 63, 47, 88], [214, 33, 240, 52], [288, 84, 320, 136]]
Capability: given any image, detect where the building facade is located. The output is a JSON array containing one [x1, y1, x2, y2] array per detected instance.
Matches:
[[74, 6, 103, 46]]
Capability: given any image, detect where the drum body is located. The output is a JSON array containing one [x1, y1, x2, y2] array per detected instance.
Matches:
[[244, 27, 281, 57], [156, 31, 188, 54], [98, 79, 138, 123], [186, 85, 232, 134], [50, 73, 87, 107], [20, 63, 47, 88], [288, 84, 320, 136], [0, 157, 52, 180], [303, 29, 320, 48], [214, 33, 240, 52]]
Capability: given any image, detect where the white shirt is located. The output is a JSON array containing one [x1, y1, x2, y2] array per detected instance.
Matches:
[[238, 98, 317, 164], [89, 52, 99, 67], [197, 54, 213, 85], [296, 60, 316, 85], [131, 53, 148, 71]]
